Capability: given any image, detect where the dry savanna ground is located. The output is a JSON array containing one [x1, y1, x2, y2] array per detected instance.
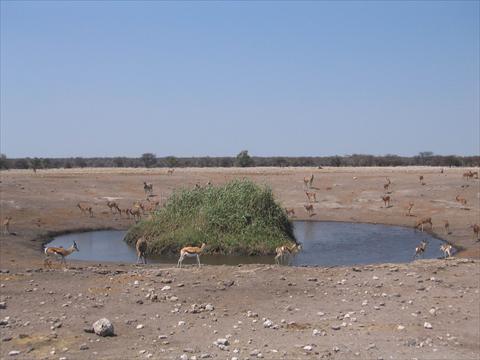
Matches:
[[0, 167, 479, 360]]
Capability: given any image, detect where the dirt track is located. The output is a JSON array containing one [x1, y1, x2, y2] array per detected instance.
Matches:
[[0, 167, 479, 359]]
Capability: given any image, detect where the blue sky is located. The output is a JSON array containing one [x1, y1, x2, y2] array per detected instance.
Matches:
[[1, 1, 478, 158]]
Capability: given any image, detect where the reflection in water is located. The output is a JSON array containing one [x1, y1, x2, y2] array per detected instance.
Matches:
[[47, 221, 446, 266]]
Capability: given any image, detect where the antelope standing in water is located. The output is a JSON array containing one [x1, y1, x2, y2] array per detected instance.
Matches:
[[2, 216, 12, 235], [177, 243, 206, 268], [381, 195, 391, 208], [415, 217, 432, 232], [440, 244, 453, 259], [143, 182, 153, 196], [135, 237, 148, 264], [303, 174, 314, 189], [413, 240, 428, 259], [77, 203, 93, 217], [44, 241, 79, 268], [274, 243, 302, 265]]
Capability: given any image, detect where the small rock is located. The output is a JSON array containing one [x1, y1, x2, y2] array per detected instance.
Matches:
[[92, 318, 114, 337], [424, 322, 433, 329], [397, 325, 405, 330], [136, 324, 144, 330], [263, 319, 273, 328], [215, 338, 229, 346], [205, 304, 214, 312], [161, 286, 171, 291], [180, 354, 188, 360], [8, 351, 21, 356], [0, 302, 6, 309], [79, 344, 89, 350], [303, 345, 313, 351], [331, 325, 341, 330]]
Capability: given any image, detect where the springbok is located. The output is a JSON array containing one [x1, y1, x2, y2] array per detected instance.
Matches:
[[419, 175, 424, 183], [303, 174, 314, 189], [381, 195, 391, 208], [444, 220, 450, 235], [455, 195, 467, 207], [143, 182, 153, 196], [44, 241, 79, 267], [405, 201, 414, 216], [304, 204, 315, 217], [440, 244, 453, 259], [167, 168, 175, 175], [2, 216, 12, 235], [107, 201, 121, 214], [413, 240, 428, 259], [136, 237, 148, 264], [384, 177, 391, 192], [274, 243, 302, 265], [415, 217, 432, 232], [177, 243, 206, 268], [305, 191, 317, 203], [285, 208, 295, 217], [77, 203, 93, 217], [471, 224, 480, 241]]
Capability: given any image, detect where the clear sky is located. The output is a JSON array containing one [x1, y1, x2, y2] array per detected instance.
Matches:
[[1, 1, 479, 158]]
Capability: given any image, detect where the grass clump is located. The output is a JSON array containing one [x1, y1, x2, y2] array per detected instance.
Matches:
[[124, 179, 296, 255]]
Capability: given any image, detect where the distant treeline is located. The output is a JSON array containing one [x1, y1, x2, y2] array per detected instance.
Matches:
[[1, 151, 478, 170]]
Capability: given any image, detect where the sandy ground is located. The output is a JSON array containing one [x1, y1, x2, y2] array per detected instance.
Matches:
[[0, 167, 479, 359]]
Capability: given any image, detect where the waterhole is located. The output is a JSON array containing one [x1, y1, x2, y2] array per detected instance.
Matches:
[[46, 221, 446, 266]]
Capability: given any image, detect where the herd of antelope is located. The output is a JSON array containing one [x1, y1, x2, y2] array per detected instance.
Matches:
[[2, 168, 479, 268]]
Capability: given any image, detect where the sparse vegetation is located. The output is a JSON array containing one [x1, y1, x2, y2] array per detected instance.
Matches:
[[124, 180, 296, 256]]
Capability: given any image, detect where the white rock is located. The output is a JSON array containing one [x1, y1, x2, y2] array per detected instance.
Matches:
[[263, 319, 273, 328], [136, 324, 144, 329], [180, 354, 188, 360], [92, 318, 114, 337], [215, 338, 229, 346], [161, 286, 171, 291], [429, 308, 436, 315], [424, 322, 433, 329], [397, 325, 405, 330], [178, 321, 186, 326], [303, 345, 313, 351], [8, 351, 20, 356]]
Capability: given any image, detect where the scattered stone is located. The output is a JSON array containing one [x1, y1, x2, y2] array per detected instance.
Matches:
[[161, 286, 171, 291], [8, 351, 20, 356], [136, 324, 144, 330], [0, 302, 6, 309], [79, 344, 89, 350], [331, 324, 341, 330], [333, 346, 340, 353], [424, 322, 433, 329], [263, 319, 273, 328], [215, 338, 229, 346], [180, 354, 188, 360], [2, 336, 12, 342], [397, 325, 405, 330], [92, 318, 114, 337], [303, 345, 313, 351]]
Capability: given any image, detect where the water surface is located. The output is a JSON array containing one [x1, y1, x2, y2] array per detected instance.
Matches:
[[47, 221, 446, 266]]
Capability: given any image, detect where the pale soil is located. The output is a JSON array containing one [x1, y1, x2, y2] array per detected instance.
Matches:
[[0, 167, 479, 360]]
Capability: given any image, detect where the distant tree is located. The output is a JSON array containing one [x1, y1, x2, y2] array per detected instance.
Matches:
[[330, 156, 342, 167], [64, 160, 73, 169], [74, 157, 87, 168], [113, 157, 126, 167], [236, 150, 254, 167], [0, 154, 9, 170], [31, 157, 43, 171], [14, 158, 30, 169], [141, 153, 157, 168], [165, 156, 178, 168]]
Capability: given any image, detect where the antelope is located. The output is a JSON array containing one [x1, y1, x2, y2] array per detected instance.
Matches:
[[136, 237, 148, 264], [177, 243, 206, 268], [285, 208, 295, 217], [444, 220, 450, 235], [2, 216, 12, 235], [129, 207, 142, 221], [415, 217, 433, 232], [419, 175, 424, 183], [462, 171, 477, 180], [471, 224, 480, 241], [77, 203, 93, 217], [384, 177, 391, 191], [381, 195, 391, 208], [107, 201, 121, 214], [440, 244, 453, 259], [305, 191, 317, 203], [167, 168, 175, 175], [44, 241, 79, 267], [304, 204, 314, 217], [274, 243, 302, 265], [405, 202, 414, 216], [143, 182, 153, 196], [455, 195, 467, 207], [413, 240, 428, 259], [303, 174, 314, 189]]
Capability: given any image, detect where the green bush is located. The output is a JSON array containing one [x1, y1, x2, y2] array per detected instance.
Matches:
[[124, 180, 296, 255]]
